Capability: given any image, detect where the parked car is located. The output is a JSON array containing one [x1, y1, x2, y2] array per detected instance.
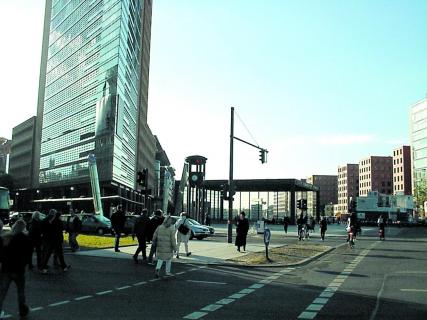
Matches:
[[170, 216, 214, 240], [9, 211, 46, 227], [61, 214, 112, 235]]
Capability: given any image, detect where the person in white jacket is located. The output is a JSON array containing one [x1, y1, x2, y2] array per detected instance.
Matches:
[[175, 212, 192, 258]]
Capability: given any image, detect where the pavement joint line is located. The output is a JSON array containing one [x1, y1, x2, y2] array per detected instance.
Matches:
[[48, 300, 71, 307], [187, 280, 227, 285], [96, 290, 113, 295], [298, 242, 377, 319], [176, 271, 186, 275], [74, 295, 93, 301], [148, 279, 158, 282], [116, 285, 132, 290]]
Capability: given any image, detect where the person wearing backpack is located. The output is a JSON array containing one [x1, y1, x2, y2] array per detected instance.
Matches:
[[66, 210, 82, 252], [175, 212, 192, 258]]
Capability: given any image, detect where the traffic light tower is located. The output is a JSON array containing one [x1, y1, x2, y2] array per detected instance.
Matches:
[[185, 155, 207, 222]]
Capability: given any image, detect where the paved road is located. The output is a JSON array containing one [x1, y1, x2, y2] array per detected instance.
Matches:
[[1, 227, 426, 319]]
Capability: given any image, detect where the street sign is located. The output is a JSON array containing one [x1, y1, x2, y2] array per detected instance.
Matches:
[[264, 228, 271, 246]]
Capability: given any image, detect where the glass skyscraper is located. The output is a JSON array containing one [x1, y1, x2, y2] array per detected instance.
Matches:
[[410, 98, 427, 194], [36, 0, 152, 192]]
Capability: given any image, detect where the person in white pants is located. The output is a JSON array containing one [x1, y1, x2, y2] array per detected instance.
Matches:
[[175, 212, 192, 258], [152, 216, 177, 277]]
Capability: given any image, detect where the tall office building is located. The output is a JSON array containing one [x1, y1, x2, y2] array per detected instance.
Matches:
[[9, 117, 38, 189], [306, 175, 338, 215], [34, 0, 154, 212], [337, 164, 359, 214], [359, 156, 393, 196], [0, 138, 11, 174], [410, 98, 427, 195], [393, 146, 412, 195]]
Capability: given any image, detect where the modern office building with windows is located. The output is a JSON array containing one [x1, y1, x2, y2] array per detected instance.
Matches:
[[359, 156, 393, 196], [34, 0, 154, 214], [337, 164, 359, 214], [392, 146, 411, 195], [410, 98, 427, 196]]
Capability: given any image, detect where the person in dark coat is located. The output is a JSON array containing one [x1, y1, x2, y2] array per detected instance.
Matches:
[[66, 210, 82, 252], [111, 205, 126, 252], [320, 216, 327, 241], [147, 209, 164, 264], [283, 215, 290, 234], [235, 211, 249, 252], [204, 213, 211, 226], [0, 219, 32, 318], [41, 210, 70, 274], [132, 209, 150, 263], [27, 211, 44, 270]]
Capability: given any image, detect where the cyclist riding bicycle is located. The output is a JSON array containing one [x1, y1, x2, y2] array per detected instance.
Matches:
[[297, 214, 305, 241]]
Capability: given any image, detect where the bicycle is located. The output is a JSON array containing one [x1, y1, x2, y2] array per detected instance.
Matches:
[[348, 228, 355, 249]]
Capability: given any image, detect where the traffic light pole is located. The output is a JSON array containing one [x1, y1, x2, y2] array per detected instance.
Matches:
[[228, 107, 234, 244], [227, 107, 269, 244]]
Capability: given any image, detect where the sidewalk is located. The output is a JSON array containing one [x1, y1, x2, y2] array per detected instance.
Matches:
[[74, 240, 281, 265]]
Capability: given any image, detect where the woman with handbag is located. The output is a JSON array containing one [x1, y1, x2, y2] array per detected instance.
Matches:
[[175, 212, 192, 258]]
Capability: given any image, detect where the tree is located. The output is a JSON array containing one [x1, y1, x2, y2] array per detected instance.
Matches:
[[0, 174, 15, 191], [414, 183, 427, 215]]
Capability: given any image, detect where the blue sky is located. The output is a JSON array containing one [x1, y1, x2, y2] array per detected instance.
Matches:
[[1, 0, 426, 180]]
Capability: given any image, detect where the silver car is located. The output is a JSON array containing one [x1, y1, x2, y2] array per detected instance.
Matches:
[[170, 216, 214, 240]]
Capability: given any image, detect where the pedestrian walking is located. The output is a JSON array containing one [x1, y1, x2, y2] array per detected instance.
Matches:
[[132, 209, 150, 263], [27, 211, 44, 270], [0, 219, 32, 319], [111, 205, 126, 252], [40, 210, 70, 274], [175, 212, 192, 258], [320, 216, 327, 241], [235, 211, 249, 252], [204, 213, 211, 226], [66, 210, 82, 252], [283, 215, 290, 234], [147, 209, 165, 264], [377, 215, 385, 240], [153, 216, 177, 278]]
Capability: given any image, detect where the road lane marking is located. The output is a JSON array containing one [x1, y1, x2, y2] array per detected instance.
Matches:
[[182, 267, 295, 319], [176, 271, 186, 275], [201, 304, 223, 312], [216, 298, 235, 305], [74, 295, 92, 301], [400, 289, 427, 292], [30, 306, 44, 312], [133, 281, 147, 286], [49, 300, 71, 307], [183, 311, 208, 319], [187, 280, 227, 285], [116, 285, 132, 290], [96, 290, 113, 296], [298, 242, 377, 320]]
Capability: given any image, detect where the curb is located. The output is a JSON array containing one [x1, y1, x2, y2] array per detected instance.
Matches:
[[174, 243, 347, 269]]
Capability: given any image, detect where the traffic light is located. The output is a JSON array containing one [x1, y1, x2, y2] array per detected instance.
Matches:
[[297, 199, 302, 209], [302, 199, 308, 210], [137, 168, 148, 188], [259, 149, 267, 164], [189, 171, 203, 187]]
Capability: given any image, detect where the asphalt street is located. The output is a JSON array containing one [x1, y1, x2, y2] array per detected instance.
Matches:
[[1, 227, 426, 319]]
